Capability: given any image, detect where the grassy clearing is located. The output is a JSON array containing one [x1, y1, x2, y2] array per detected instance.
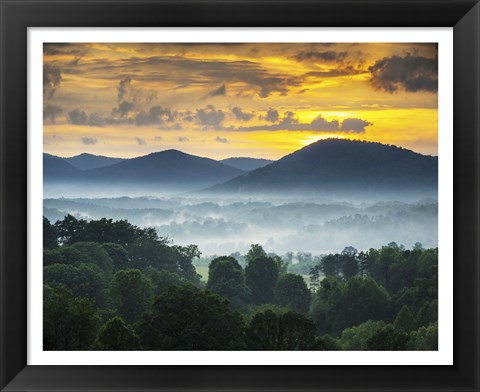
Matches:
[[194, 265, 209, 282]]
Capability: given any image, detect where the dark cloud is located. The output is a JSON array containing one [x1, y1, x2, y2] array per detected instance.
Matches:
[[255, 76, 301, 98], [368, 54, 438, 93], [293, 50, 348, 62], [177, 136, 189, 142], [204, 84, 226, 98], [196, 105, 225, 129], [304, 66, 364, 78], [135, 106, 173, 126], [135, 137, 146, 145], [340, 118, 372, 133], [88, 56, 302, 98], [43, 105, 63, 123], [265, 108, 279, 123], [310, 116, 339, 131], [112, 101, 135, 118], [281, 111, 298, 125], [68, 109, 105, 127], [68, 109, 88, 125], [87, 113, 105, 127], [214, 136, 229, 144], [117, 76, 132, 101], [231, 107, 254, 121], [81, 137, 97, 145], [68, 56, 83, 66], [233, 114, 371, 133], [112, 75, 157, 116], [43, 43, 85, 56], [43, 63, 62, 99]]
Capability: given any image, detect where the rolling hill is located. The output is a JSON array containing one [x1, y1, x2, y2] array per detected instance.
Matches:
[[43, 152, 126, 170], [64, 153, 126, 170], [206, 139, 438, 198], [44, 149, 246, 192], [43, 154, 84, 181]]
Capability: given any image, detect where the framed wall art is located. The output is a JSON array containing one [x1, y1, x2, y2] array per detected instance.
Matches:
[[0, 1, 479, 391]]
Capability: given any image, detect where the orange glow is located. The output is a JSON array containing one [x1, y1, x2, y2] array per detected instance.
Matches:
[[43, 43, 438, 159]]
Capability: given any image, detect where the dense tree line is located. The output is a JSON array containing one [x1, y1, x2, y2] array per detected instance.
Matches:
[[43, 215, 437, 351]]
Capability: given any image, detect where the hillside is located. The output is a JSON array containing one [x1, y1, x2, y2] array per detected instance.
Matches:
[[207, 139, 437, 198], [43, 154, 84, 181], [81, 150, 244, 188], [64, 153, 126, 170], [220, 157, 273, 172]]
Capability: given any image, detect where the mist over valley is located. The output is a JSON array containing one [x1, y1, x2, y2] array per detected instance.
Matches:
[[44, 139, 438, 256]]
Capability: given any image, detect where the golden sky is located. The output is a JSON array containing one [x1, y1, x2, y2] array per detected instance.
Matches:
[[43, 43, 438, 160]]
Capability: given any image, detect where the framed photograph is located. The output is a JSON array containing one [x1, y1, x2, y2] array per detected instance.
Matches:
[[1, 0, 479, 391]]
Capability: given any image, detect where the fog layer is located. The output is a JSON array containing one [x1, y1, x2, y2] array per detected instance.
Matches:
[[44, 194, 438, 256]]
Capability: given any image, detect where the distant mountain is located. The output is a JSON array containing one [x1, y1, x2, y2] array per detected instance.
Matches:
[[64, 153, 126, 170], [43, 154, 83, 181], [43, 149, 246, 192], [44, 153, 59, 160], [207, 139, 438, 198], [220, 157, 273, 172], [43, 152, 126, 170]]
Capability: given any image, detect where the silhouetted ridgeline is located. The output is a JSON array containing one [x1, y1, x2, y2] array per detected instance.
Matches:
[[207, 139, 437, 198], [44, 149, 245, 191], [44, 139, 438, 199]]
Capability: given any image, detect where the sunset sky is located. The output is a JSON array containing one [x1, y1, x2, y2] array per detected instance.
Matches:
[[43, 43, 438, 160]]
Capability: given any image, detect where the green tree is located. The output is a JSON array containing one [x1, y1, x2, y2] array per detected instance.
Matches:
[[270, 254, 289, 275], [366, 324, 409, 350], [417, 248, 438, 278], [327, 276, 390, 332], [43, 249, 63, 266], [95, 317, 141, 350], [274, 273, 311, 314], [408, 322, 438, 350], [246, 309, 320, 350], [310, 297, 331, 335], [172, 244, 202, 285], [394, 304, 415, 332], [245, 244, 267, 264], [135, 284, 246, 350], [339, 320, 387, 350], [43, 284, 100, 350], [309, 265, 321, 292], [43, 263, 105, 306], [109, 269, 153, 323], [416, 300, 438, 328], [389, 253, 418, 293], [207, 256, 249, 310], [340, 254, 359, 279], [71, 242, 114, 281], [102, 243, 130, 271], [59, 246, 89, 266], [54, 214, 87, 245], [245, 256, 279, 305], [319, 254, 341, 277], [126, 235, 177, 273], [144, 267, 185, 296], [43, 217, 58, 249]]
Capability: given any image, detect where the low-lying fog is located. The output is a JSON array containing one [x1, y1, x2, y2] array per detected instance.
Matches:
[[43, 191, 438, 256]]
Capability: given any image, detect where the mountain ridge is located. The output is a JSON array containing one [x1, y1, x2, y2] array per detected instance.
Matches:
[[44, 149, 246, 192], [220, 157, 274, 172], [205, 139, 437, 197]]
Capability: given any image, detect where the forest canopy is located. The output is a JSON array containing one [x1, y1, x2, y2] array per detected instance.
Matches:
[[43, 215, 438, 351]]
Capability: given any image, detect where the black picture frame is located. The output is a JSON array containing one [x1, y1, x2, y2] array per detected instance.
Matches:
[[1, 0, 479, 391]]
